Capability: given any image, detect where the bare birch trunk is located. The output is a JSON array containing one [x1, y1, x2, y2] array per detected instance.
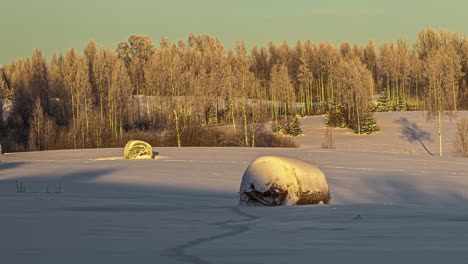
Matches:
[[438, 110, 443, 157]]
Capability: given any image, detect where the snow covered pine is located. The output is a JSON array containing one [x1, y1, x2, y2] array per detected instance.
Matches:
[[123, 140, 154, 159], [239, 156, 330, 206]]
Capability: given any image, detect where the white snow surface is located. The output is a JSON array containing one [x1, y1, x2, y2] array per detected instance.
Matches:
[[1, 111, 468, 264], [239, 156, 329, 205]]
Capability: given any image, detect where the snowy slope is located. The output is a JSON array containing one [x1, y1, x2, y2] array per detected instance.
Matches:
[[1, 112, 468, 264], [297, 111, 468, 156]]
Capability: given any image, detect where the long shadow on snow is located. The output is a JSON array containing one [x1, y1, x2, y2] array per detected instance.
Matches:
[[330, 170, 468, 207], [0, 162, 29, 183], [4, 166, 238, 211], [378, 177, 468, 206], [0, 162, 28, 172], [4, 166, 253, 264], [395, 117, 434, 155], [2, 164, 244, 264], [0, 168, 119, 195], [8, 159, 468, 264], [52, 173, 249, 264], [162, 172, 468, 264], [2, 167, 115, 182]]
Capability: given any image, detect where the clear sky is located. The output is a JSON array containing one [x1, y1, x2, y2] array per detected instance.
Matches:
[[1, 0, 467, 64]]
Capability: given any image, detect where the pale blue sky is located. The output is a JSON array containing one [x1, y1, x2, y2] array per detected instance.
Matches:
[[0, 0, 467, 64]]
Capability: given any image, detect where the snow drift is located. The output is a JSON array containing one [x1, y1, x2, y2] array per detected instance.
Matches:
[[239, 156, 330, 206], [124, 140, 154, 159]]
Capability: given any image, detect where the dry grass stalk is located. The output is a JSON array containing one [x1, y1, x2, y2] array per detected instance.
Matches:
[[322, 127, 335, 149], [453, 118, 468, 158]]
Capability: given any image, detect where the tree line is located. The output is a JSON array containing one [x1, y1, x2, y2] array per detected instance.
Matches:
[[0, 28, 466, 152]]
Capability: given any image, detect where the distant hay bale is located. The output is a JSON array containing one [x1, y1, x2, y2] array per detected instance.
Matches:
[[239, 156, 330, 206], [124, 140, 154, 159]]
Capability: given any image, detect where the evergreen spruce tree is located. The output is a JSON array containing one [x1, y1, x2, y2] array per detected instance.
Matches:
[[285, 116, 303, 136], [207, 106, 218, 127], [396, 99, 407, 111], [326, 102, 348, 128], [355, 112, 380, 134], [375, 94, 390, 112], [273, 116, 303, 136]]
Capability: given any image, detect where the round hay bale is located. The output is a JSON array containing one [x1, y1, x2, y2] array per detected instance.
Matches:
[[124, 140, 154, 159], [239, 156, 330, 206]]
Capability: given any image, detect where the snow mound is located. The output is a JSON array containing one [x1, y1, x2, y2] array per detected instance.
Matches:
[[123, 140, 154, 159], [239, 156, 330, 206]]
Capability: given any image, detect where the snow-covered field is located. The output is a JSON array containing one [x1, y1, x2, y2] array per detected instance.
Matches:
[[1, 111, 468, 264]]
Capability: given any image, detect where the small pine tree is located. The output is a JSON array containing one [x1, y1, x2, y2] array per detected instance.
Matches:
[[273, 116, 303, 136], [207, 106, 218, 127], [5, 88, 15, 100], [375, 94, 390, 112], [396, 100, 407, 112], [326, 103, 348, 128], [0, 75, 14, 100], [355, 112, 379, 134], [285, 116, 303, 136]]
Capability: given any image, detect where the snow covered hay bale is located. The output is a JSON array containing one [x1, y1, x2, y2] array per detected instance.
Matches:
[[239, 156, 330, 206], [124, 140, 154, 159]]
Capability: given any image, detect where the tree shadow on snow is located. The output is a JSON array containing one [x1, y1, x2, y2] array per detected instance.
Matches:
[[378, 179, 467, 206], [395, 117, 434, 155], [331, 171, 468, 207], [0, 168, 116, 192], [0, 162, 29, 182], [4, 166, 237, 209], [0, 162, 28, 172]]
